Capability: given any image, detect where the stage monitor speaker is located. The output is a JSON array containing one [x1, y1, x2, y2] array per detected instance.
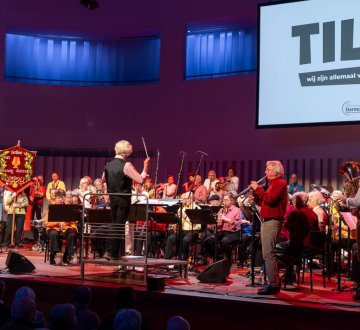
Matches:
[[5, 251, 36, 274], [197, 258, 231, 283]]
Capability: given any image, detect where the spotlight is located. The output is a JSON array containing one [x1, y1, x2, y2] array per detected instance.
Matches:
[[80, 0, 99, 10]]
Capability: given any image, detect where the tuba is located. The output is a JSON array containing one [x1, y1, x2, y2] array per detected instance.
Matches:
[[339, 160, 360, 198]]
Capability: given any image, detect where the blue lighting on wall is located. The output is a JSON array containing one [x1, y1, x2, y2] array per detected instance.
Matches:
[[5, 33, 161, 86], [185, 27, 256, 80]]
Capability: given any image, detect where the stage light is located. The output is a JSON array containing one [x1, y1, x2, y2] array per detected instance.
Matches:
[[80, 0, 99, 10]]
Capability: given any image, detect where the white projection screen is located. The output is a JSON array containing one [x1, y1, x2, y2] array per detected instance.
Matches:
[[257, 0, 360, 127]]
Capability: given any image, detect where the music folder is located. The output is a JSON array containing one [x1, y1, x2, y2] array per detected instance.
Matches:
[[48, 204, 82, 222]]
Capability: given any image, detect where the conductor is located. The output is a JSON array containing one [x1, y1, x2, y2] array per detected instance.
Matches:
[[104, 140, 150, 260]]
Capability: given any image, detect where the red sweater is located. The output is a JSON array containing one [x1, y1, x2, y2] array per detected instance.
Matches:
[[254, 176, 288, 220]]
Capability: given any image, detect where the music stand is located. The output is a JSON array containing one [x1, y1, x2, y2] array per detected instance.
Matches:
[[86, 209, 112, 224], [148, 212, 179, 227], [48, 204, 82, 222], [127, 204, 147, 223], [185, 209, 218, 261]]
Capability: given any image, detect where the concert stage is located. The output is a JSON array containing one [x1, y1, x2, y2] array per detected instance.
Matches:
[[0, 247, 359, 330]]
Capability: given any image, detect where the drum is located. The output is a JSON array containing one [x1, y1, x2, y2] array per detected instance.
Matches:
[[30, 219, 45, 229]]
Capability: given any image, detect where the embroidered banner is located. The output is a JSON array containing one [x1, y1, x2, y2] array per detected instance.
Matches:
[[0, 143, 36, 193]]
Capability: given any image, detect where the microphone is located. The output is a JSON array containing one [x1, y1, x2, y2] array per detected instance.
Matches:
[[196, 150, 208, 156], [179, 151, 187, 157]]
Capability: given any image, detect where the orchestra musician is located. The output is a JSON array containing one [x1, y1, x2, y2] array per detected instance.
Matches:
[[103, 140, 150, 260], [192, 175, 207, 204], [29, 175, 46, 247], [165, 196, 201, 261], [204, 195, 245, 262], [3, 190, 28, 249], [225, 167, 239, 195], [307, 190, 327, 232], [156, 175, 176, 199], [44, 190, 78, 265], [144, 177, 156, 199], [183, 172, 195, 193], [92, 178, 108, 208], [250, 160, 288, 295], [46, 172, 66, 201], [203, 170, 219, 198]]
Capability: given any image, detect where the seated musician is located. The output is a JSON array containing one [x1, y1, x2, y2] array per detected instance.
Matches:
[[330, 190, 356, 273], [204, 195, 246, 262], [45, 190, 78, 265], [76, 178, 92, 209], [134, 204, 167, 257], [157, 175, 176, 199], [92, 178, 108, 208], [203, 170, 219, 198], [144, 177, 156, 199], [165, 195, 200, 260], [183, 172, 195, 193], [192, 175, 207, 204], [277, 192, 319, 285], [307, 191, 327, 231]]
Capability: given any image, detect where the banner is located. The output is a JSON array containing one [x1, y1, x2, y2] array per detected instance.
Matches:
[[0, 142, 36, 193]]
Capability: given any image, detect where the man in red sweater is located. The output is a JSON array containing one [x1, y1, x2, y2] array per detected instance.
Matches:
[[250, 160, 288, 295]]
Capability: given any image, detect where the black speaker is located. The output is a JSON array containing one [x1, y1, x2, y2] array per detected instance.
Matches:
[[197, 258, 231, 283], [5, 251, 36, 274]]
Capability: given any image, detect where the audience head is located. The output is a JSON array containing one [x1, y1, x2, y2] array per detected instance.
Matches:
[[167, 316, 190, 330], [115, 140, 133, 158], [114, 308, 142, 330], [14, 286, 36, 302], [115, 287, 137, 310], [74, 286, 92, 305], [49, 303, 77, 330], [291, 192, 308, 208], [11, 297, 36, 324]]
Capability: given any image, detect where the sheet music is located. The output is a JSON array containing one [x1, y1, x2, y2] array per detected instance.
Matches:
[[137, 198, 182, 206], [340, 212, 358, 231]]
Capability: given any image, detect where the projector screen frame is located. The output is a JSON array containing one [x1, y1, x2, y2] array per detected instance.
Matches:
[[256, 0, 360, 129]]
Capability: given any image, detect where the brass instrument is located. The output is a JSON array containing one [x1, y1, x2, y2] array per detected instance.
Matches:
[[339, 161, 360, 232], [339, 161, 360, 198], [236, 175, 267, 199]]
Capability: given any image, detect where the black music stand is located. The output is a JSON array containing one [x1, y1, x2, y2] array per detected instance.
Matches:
[[86, 209, 112, 223], [185, 209, 218, 261], [127, 204, 147, 223], [48, 204, 82, 222]]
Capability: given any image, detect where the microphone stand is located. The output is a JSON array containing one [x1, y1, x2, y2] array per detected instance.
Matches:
[[248, 202, 264, 287], [175, 151, 186, 197], [174, 151, 187, 262]]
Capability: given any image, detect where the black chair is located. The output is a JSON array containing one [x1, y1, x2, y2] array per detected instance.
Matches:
[[298, 231, 329, 291]]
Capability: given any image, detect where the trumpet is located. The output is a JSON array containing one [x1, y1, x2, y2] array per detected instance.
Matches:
[[236, 175, 267, 199]]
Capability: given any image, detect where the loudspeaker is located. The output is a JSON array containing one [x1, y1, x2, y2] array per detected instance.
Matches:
[[5, 251, 36, 274], [197, 258, 231, 283]]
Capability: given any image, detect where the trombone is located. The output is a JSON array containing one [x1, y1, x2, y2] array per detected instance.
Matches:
[[236, 175, 267, 199]]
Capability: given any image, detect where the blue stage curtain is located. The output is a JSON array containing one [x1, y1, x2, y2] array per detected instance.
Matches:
[[5, 33, 160, 86], [185, 28, 256, 79]]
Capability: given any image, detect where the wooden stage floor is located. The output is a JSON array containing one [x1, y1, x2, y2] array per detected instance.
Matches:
[[0, 246, 359, 329]]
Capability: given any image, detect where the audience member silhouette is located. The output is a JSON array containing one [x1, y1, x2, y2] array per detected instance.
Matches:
[[49, 303, 77, 330], [167, 316, 191, 330], [13, 286, 46, 328], [114, 308, 142, 330], [0, 281, 10, 327], [1, 296, 37, 330], [73, 286, 100, 330], [99, 286, 137, 330]]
